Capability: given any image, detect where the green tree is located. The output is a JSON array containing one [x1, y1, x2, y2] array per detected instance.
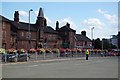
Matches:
[[102, 38, 110, 50], [94, 38, 101, 49]]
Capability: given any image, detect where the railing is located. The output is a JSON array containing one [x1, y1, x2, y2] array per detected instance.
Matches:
[[1, 51, 118, 63]]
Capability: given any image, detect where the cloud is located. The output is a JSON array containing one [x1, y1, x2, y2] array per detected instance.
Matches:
[[45, 16, 52, 26], [97, 9, 107, 14], [104, 14, 118, 25], [57, 17, 77, 30], [35, 10, 38, 16], [19, 11, 28, 17], [83, 18, 104, 29], [18, 11, 29, 23], [20, 19, 28, 23], [97, 9, 118, 25]]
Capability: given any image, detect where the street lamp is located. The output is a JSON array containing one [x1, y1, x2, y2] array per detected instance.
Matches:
[[102, 38, 103, 51], [91, 27, 94, 49], [28, 9, 33, 50]]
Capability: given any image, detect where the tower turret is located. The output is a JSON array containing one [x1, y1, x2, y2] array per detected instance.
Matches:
[[36, 8, 45, 48]]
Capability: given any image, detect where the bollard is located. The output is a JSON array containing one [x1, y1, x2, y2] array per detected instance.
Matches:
[[26, 52, 29, 62], [4, 54, 7, 62], [80, 51, 82, 59], [57, 52, 60, 58], [35, 52, 38, 60], [43, 52, 46, 59], [15, 53, 18, 62]]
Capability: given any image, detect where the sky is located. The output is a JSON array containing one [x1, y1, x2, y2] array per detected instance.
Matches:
[[0, 2, 119, 40]]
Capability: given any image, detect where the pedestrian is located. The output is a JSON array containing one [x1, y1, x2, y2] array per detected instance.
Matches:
[[86, 49, 90, 60]]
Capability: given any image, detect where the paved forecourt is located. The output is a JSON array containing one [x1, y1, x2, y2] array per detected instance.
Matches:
[[2, 56, 118, 78]]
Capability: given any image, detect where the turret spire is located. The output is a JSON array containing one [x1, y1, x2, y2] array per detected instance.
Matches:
[[38, 8, 44, 17]]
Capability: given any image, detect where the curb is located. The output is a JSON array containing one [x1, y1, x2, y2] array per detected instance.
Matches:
[[2, 57, 83, 66], [1, 56, 113, 66]]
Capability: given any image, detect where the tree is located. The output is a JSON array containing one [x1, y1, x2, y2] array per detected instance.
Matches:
[[94, 38, 101, 49], [102, 38, 110, 50]]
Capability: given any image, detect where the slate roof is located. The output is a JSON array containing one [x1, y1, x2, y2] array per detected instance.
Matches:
[[38, 8, 44, 18], [1, 15, 59, 33], [0, 15, 10, 22], [76, 34, 91, 42], [59, 25, 76, 32], [11, 21, 37, 31], [44, 26, 58, 34]]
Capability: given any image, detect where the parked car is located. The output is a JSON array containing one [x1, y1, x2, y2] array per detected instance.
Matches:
[[2, 54, 17, 62], [17, 54, 28, 62], [2, 53, 30, 62]]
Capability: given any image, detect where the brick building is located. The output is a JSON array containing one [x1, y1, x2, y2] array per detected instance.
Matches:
[[76, 31, 92, 48], [0, 8, 92, 50]]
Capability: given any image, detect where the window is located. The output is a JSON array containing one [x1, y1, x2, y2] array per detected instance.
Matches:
[[65, 32, 67, 35], [26, 32, 29, 38], [26, 32, 31, 38], [2, 31, 6, 39], [22, 41, 23, 45], [2, 22, 5, 30], [21, 32, 24, 37], [10, 37, 12, 45]]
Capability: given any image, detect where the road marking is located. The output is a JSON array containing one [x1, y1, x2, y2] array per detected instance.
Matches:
[[28, 65, 39, 67]]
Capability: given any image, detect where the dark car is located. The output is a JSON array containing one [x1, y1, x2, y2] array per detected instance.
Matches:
[[2, 54, 17, 62], [17, 53, 30, 62], [2, 53, 30, 62]]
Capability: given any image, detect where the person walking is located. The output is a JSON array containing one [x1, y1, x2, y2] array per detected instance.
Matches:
[[86, 49, 90, 60]]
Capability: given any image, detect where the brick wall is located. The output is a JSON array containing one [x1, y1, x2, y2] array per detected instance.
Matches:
[[44, 33, 58, 48], [5, 22, 11, 49], [17, 30, 37, 49], [69, 31, 76, 49]]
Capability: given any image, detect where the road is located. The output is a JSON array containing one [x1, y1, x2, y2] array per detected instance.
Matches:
[[2, 57, 119, 78]]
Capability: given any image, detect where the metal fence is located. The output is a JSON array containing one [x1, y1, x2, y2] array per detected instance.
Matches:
[[1, 51, 116, 63]]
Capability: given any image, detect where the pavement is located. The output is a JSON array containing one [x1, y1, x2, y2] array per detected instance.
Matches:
[[1, 56, 119, 78]]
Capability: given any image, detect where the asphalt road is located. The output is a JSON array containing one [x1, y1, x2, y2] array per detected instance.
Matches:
[[2, 57, 119, 78]]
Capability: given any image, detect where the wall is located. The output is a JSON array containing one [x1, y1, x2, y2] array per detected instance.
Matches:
[[4, 22, 11, 49], [17, 30, 37, 49]]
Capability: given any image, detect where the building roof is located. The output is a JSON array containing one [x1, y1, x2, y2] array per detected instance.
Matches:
[[59, 25, 76, 32], [76, 34, 91, 42], [11, 21, 37, 31], [38, 8, 44, 18], [44, 26, 58, 34], [0, 15, 10, 22]]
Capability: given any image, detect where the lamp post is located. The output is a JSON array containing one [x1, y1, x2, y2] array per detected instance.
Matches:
[[91, 27, 94, 48], [28, 9, 33, 50], [102, 38, 103, 51]]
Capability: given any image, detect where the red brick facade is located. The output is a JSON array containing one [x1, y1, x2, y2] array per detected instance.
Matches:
[[1, 22, 11, 49]]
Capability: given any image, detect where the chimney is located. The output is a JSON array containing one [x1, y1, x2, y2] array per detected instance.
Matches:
[[81, 31, 86, 36], [66, 22, 70, 28], [14, 11, 19, 23], [56, 21, 59, 30]]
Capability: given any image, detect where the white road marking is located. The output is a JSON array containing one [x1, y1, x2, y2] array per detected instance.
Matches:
[[28, 65, 39, 67]]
